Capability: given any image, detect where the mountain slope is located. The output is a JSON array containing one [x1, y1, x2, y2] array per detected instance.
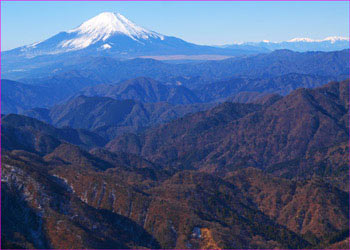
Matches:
[[1, 114, 107, 154], [226, 168, 349, 243], [2, 151, 160, 249], [107, 80, 349, 173], [3, 145, 347, 249], [1, 73, 98, 114], [1, 147, 311, 249]]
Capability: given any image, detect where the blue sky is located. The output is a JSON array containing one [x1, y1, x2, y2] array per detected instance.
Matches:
[[1, 1, 349, 51]]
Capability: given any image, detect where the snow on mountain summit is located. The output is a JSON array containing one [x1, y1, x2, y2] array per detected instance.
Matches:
[[288, 36, 349, 43], [60, 12, 164, 50], [6, 11, 211, 59]]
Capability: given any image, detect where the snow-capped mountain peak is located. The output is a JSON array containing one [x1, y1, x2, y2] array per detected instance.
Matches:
[[288, 37, 315, 43], [323, 36, 349, 43], [288, 36, 349, 43], [60, 12, 164, 50]]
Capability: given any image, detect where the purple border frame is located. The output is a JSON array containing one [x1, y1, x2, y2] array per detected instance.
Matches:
[[0, 1, 349, 250]]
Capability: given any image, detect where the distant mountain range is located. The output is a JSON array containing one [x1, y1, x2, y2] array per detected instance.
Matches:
[[2, 49, 348, 115], [220, 36, 349, 52], [75, 77, 201, 104], [23, 94, 212, 140], [2, 47, 348, 81]]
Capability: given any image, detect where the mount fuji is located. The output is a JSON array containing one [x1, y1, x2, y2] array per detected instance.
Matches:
[[3, 12, 269, 79], [3, 12, 262, 60]]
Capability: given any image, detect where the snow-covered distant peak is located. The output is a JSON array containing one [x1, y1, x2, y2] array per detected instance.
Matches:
[[288, 37, 315, 42], [60, 12, 164, 50], [288, 36, 349, 43], [323, 36, 349, 43]]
